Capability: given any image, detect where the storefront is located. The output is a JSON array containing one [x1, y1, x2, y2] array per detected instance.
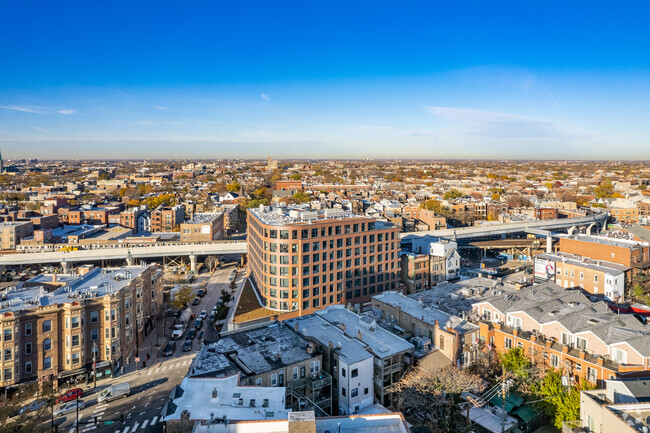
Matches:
[[89, 360, 113, 383], [58, 367, 88, 389]]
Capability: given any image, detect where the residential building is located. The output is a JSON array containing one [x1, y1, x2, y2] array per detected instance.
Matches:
[[534, 207, 559, 220], [576, 379, 650, 433], [151, 205, 184, 232], [180, 212, 224, 242], [372, 291, 480, 368], [188, 322, 332, 415], [559, 235, 650, 277], [119, 205, 149, 234], [0, 221, 33, 250], [0, 265, 163, 392], [534, 252, 629, 302], [246, 205, 401, 315], [473, 282, 650, 387], [275, 180, 303, 191], [289, 305, 413, 409]]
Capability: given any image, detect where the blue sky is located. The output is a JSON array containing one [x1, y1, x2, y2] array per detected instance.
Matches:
[[1, 1, 649, 159]]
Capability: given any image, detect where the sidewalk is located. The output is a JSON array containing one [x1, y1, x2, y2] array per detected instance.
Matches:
[[79, 317, 171, 394]]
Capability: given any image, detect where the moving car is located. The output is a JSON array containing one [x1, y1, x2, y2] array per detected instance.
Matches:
[[193, 318, 203, 330], [182, 339, 192, 352], [199, 309, 207, 319], [163, 340, 176, 356], [53, 400, 85, 417], [191, 297, 201, 305], [171, 324, 185, 340], [56, 388, 83, 403], [186, 328, 196, 340], [197, 288, 206, 297], [97, 383, 131, 404]]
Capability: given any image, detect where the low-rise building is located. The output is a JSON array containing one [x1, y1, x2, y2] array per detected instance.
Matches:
[[180, 212, 224, 242], [151, 205, 184, 232], [372, 291, 480, 368], [289, 305, 414, 410], [189, 322, 332, 415], [0, 220, 33, 250], [473, 282, 650, 387], [0, 265, 163, 393], [559, 235, 650, 277], [534, 252, 629, 302]]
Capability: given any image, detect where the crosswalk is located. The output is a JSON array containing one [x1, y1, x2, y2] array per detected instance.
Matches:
[[68, 415, 160, 433], [114, 416, 159, 433], [145, 358, 192, 375]]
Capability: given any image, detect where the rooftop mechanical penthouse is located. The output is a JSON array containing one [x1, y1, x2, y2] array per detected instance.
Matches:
[[247, 204, 401, 315]]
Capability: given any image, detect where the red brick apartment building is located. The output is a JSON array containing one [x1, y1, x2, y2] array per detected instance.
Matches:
[[275, 180, 303, 191], [151, 205, 184, 232], [473, 283, 650, 388], [535, 207, 559, 220], [247, 205, 401, 316], [559, 235, 650, 277]]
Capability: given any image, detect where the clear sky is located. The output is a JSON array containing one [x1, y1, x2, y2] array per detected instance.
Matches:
[[1, 1, 649, 160]]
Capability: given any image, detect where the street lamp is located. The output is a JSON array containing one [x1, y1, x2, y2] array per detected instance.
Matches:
[[92, 341, 97, 389]]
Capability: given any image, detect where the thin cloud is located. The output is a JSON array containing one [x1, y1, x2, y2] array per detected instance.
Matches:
[[260, 94, 270, 101], [58, 108, 76, 115], [30, 126, 51, 133], [153, 105, 176, 112], [0, 105, 41, 114]]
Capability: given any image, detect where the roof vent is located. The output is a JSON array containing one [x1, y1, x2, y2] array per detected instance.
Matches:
[[212, 388, 218, 398]]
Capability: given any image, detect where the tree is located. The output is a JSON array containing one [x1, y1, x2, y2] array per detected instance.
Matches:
[[221, 289, 232, 303], [391, 366, 486, 432], [289, 173, 301, 180], [443, 189, 463, 200], [246, 198, 270, 208], [420, 199, 450, 216], [633, 283, 645, 299], [171, 285, 194, 309], [500, 347, 530, 379], [532, 370, 594, 429], [291, 191, 311, 204], [226, 180, 241, 192], [491, 193, 501, 201], [594, 179, 614, 198]]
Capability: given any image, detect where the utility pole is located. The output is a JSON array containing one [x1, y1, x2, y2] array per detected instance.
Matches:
[[76, 392, 80, 433]]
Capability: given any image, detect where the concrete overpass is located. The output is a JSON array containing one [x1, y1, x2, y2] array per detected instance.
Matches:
[[399, 211, 608, 242], [0, 241, 247, 270]]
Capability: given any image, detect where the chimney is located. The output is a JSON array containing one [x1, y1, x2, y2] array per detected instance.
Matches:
[[294, 322, 299, 331], [597, 357, 604, 366], [562, 346, 569, 354], [546, 340, 552, 348], [357, 329, 363, 340], [513, 329, 519, 337], [531, 335, 536, 343], [494, 323, 502, 330], [579, 351, 586, 360], [180, 410, 191, 422], [328, 341, 333, 350], [52, 273, 57, 284]]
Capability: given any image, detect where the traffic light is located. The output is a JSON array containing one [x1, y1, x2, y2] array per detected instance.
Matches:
[[120, 414, 125, 423], [94, 416, 98, 425]]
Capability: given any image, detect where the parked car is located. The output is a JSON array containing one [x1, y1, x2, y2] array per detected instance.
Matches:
[[186, 328, 196, 340], [56, 388, 83, 403], [199, 309, 207, 319], [182, 339, 192, 352], [53, 400, 85, 417], [191, 297, 201, 305], [197, 289, 206, 297], [97, 383, 131, 404], [19, 398, 49, 414], [163, 341, 176, 356], [193, 318, 203, 330]]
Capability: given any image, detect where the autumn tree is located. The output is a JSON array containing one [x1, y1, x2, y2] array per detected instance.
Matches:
[[171, 285, 194, 309], [443, 189, 463, 200]]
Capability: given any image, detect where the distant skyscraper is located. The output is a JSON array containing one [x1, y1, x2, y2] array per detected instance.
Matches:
[[266, 156, 278, 171], [0, 150, 3, 174]]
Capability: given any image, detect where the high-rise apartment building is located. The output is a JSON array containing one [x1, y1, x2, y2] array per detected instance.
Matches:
[[247, 205, 401, 315], [0, 265, 163, 392]]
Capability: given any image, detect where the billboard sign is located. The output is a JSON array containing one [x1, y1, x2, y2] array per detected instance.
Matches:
[[534, 258, 555, 281]]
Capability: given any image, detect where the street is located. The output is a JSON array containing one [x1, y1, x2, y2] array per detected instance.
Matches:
[[53, 264, 243, 433]]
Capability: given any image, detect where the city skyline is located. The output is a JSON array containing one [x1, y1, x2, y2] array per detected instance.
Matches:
[[1, 1, 649, 159]]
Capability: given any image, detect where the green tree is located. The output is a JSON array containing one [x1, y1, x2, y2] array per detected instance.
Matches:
[[594, 179, 614, 198], [532, 370, 593, 429], [171, 285, 194, 309], [289, 173, 301, 180], [499, 347, 530, 379], [221, 289, 232, 303], [292, 191, 311, 204], [246, 198, 270, 208], [443, 189, 462, 200], [633, 283, 645, 299], [420, 199, 450, 216]]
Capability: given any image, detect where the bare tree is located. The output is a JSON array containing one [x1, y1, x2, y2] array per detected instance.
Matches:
[[390, 366, 486, 433]]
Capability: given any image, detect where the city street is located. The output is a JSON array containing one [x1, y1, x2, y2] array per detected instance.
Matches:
[[53, 264, 244, 433]]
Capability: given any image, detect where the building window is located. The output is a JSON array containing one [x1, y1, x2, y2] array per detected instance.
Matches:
[[271, 374, 278, 386], [364, 387, 369, 395], [43, 320, 52, 332], [91, 329, 99, 341], [25, 342, 32, 355], [72, 335, 80, 347], [576, 337, 587, 350], [351, 368, 358, 378], [310, 360, 320, 373], [71, 316, 80, 328], [24, 323, 32, 336], [90, 311, 99, 323], [256, 378, 262, 386], [342, 368, 346, 378], [504, 337, 513, 349], [72, 353, 80, 365], [550, 353, 560, 368], [3, 368, 12, 381], [351, 388, 358, 398], [4, 348, 12, 361], [341, 387, 346, 397], [4, 328, 12, 342], [25, 361, 32, 375], [43, 338, 52, 351], [293, 367, 298, 380]]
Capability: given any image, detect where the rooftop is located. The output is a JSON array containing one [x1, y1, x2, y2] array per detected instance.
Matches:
[[163, 375, 289, 423], [248, 204, 373, 226], [314, 305, 414, 358], [537, 252, 630, 275], [566, 234, 649, 249], [186, 212, 223, 224], [189, 322, 314, 378], [286, 314, 373, 365], [0, 265, 151, 313], [374, 291, 478, 334]]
